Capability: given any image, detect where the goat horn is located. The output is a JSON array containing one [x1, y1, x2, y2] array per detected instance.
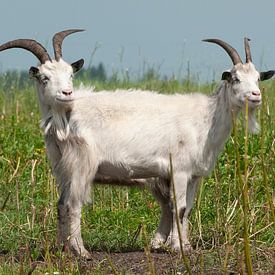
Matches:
[[244, 37, 252, 63], [53, 29, 85, 60], [0, 39, 51, 64], [202, 38, 243, 65]]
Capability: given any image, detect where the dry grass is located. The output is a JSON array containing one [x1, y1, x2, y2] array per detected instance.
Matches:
[[0, 74, 274, 274]]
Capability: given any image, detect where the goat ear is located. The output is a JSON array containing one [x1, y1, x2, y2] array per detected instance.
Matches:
[[29, 66, 40, 79], [260, 70, 275, 81], [221, 71, 232, 81], [71, 59, 84, 73]]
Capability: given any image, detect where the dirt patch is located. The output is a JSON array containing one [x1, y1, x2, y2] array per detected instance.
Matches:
[[1, 248, 274, 274], [82, 251, 184, 274], [78, 249, 274, 274], [0, 250, 209, 274]]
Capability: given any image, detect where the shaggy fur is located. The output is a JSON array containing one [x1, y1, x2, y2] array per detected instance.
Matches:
[[1, 33, 273, 259], [39, 61, 273, 258]]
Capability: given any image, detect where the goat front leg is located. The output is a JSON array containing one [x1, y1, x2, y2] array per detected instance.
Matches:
[[57, 190, 69, 247], [182, 176, 201, 251], [67, 199, 91, 259], [58, 188, 92, 259], [150, 178, 173, 250], [169, 172, 191, 252], [57, 165, 94, 259], [57, 188, 91, 259], [44, 137, 70, 249], [169, 174, 201, 253]]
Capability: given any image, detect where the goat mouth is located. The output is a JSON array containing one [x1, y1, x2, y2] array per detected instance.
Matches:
[[248, 98, 261, 104], [56, 98, 74, 103], [246, 98, 261, 108]]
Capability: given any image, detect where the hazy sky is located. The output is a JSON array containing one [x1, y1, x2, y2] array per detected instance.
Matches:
[[0, 0, 275, 82]]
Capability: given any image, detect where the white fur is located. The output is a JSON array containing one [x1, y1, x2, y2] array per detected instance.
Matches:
[[2, 33, 273, 259], [31, 57, 267, 258]]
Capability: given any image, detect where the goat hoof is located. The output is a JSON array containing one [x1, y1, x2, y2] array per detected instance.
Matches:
[[74, 248, 92, 260], [182, 243, 193, 254], [171, 241, 193, 255], [165, 235, 172, 247], [80, 249, 92, 260], [69, 244, 92, 260], [150, 238, 165, 250]]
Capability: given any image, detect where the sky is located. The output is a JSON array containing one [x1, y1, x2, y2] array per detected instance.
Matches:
[[0, 0, 275, 82]]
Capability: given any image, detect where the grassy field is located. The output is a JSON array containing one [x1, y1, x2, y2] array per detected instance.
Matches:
[[0, 72, 274, 274]]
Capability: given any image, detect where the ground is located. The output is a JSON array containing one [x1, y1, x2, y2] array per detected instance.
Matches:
[[1, 247, 274, 274]]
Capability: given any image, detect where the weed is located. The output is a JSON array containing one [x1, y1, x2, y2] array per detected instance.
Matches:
[[0, 71, 274, 273]]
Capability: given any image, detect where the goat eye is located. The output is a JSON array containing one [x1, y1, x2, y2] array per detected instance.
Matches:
[[40, 76, 49, 85], [233, 78, 240, 84]]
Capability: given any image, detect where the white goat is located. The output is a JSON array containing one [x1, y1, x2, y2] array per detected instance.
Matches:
[[0, 30, 274, 259]]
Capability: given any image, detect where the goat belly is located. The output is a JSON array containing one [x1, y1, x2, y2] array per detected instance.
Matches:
[[97, 161, 164, 180]]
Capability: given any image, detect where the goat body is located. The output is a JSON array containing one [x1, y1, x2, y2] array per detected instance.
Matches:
[[44, 62, 263, 257], [46, 88, 230, 183], [44, 88, 223, 256], [0, 31, 274, 259]]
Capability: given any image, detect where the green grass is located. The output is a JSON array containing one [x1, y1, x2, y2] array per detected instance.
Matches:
[[0, 73, 274, 273]]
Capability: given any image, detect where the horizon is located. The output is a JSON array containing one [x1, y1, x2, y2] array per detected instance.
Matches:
[[0, 1, 275, 83]]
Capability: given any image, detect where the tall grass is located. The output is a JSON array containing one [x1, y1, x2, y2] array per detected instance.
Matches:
[[0, 70, 274, 273]]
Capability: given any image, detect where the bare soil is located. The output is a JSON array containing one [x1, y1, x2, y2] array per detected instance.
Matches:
[[1, 248, 274, 274]]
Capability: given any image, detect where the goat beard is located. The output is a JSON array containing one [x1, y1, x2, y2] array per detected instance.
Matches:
[[247, 107, 260, 134]]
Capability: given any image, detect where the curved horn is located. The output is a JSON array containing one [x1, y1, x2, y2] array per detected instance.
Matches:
[[52, 29, 84, 60], [244, 37, 252, 63], [202, 38, 243, 65], [0, 39, 51, 64]]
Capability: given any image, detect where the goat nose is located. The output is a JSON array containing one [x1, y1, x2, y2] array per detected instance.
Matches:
[[62, 90, 72, 96], [252, 91, 260, 96]]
